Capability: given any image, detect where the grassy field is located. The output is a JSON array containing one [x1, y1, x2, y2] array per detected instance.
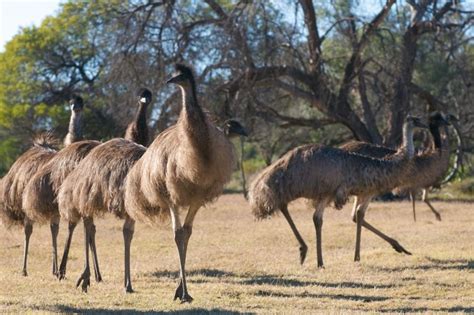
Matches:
[[0, 194, 473, 314]]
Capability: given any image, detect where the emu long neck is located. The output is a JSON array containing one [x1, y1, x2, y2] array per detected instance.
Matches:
[[64, 111, 83, 146], [401, 123, 415, 159], [429, 123, 442, 150], [179, 84, 209, 157], [134, 102, 149, 145]]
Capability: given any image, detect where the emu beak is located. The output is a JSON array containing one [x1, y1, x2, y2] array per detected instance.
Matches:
[[71, 103, 82, 112], [166, 73, 184, 84]]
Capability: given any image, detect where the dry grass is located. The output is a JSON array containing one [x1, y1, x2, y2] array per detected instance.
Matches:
[[0, 194, 473, 314]]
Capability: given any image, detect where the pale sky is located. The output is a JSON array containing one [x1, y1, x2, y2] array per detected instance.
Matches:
[[0, 0, 62, 52]]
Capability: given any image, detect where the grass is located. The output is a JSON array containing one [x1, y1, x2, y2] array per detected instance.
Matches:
[[0, 194, 473, 314]]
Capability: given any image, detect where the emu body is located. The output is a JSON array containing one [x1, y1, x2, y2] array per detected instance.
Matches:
[[123, 64, 242, 301], [340, 112, 451, 221], [249, 117, 423, 267], [0, 136, 57, 276]]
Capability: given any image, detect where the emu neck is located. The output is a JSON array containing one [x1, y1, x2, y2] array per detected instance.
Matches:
[[64, 111, 83, 146], [429, 123, 442, 150], [135, 102, 149, 144], [401, 123, 415, 159], [178, 84, 209, 157]]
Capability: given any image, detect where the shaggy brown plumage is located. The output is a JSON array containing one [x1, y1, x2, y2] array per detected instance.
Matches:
[[249, 117, 425, 267], [340, 112, 450, 221], [23, 140, 101, 224], [123, 64, 242, 300], [124, 88, 152, 146], [0, 134, 58, 275]]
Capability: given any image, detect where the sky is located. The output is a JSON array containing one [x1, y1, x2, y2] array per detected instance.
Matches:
[[0, 0, 62, 52]]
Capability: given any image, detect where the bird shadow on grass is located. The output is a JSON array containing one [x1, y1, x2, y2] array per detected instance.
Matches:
[[52, 305, 249, 315], [378, 306, 474, 313], [254, 289, 389, 302], [370, 257, 473, 272], [148, 268, 396, 289]]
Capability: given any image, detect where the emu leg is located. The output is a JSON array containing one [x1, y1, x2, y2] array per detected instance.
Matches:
[[50, 215, 60, 276], [409, 191, 416, 222], [280, 205, 308, 265], [88, 221, 102, 282], [58, 222, 77, 280], [422, 189, 442, 221], [312, 206, 325, 268], [76, 217, 92, 293], [361, 220, 411, 256], [22, 221, 33, 276], [171, 206, 199, 303], [352, 197, 370, 262], [123, 216, 135, 293]]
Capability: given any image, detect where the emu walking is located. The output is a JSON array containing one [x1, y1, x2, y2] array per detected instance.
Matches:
[[22, 89, 152, 280], [340, 112, 451, 221], [248, 116, 426, 267], [0, 96, 85, 276], [58, 64, 246, 301]]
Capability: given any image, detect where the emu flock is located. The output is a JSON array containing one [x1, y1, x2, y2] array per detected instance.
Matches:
[[0, 64, 455, 303]]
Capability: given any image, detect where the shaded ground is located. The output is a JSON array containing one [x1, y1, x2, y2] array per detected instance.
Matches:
[[0, 195, 473, 313]]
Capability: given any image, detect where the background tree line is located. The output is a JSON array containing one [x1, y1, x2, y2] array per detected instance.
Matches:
[[0, 0, 472, 183]]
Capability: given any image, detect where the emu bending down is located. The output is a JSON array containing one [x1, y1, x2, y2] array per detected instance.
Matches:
[[340, 112, 451, 221], [248, 116, 426, 267]]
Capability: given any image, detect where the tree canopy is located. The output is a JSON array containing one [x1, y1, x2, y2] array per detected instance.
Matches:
[[0, 0, 472, 176]]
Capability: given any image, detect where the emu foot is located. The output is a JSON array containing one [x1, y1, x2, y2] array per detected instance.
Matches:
[[22, 269, 28, 277], [173, 281, 193, 303], [390, 240, 412, 255], [125, 284, 134, 294], [76, 268, 91, 293], [52, 263, 58, 277], [58, 265, 67, 280], [434, 212, 442, 221], [299, 244, 308, 265], [94, 271, 102, 283]]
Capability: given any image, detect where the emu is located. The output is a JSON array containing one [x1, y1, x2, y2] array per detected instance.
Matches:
[[248, 116, 426, 268], [22, 89, 152, 280], [57, 64, 246, 301], [340, 112, 451, 221], [0, 96, 85, 276]]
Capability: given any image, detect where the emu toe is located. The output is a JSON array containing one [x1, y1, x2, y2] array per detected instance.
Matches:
[[76, 269, 91, 293], [390, 240, 412, 255], [174, 282, 193, 303], [435, 212, 442, 221], [299, 245, 308, 265], [125, 285, 134, 294], [21, 269, 28, 277]]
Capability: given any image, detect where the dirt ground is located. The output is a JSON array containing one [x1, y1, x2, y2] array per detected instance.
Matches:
[[0, 194, 473, 313]]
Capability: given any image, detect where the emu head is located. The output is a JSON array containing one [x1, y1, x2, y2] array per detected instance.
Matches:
[[223, 119, 248, 138], [69, 96, 84, 113], [166, 64, 195, 88], [445, 113, 459, 125], [429, 112, 450, 127], [137, 88, 152, 105], [406, 115, 428, 129]]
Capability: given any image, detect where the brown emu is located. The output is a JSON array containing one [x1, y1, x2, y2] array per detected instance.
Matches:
[[340, 112, 451, 221], [22, 89, 152, 280], [0, 96, 83, 276], [124, 88, 152, 146], [57, 65, 246, 301], [248, 116, 426, 268], [0, 134, 58, 276]]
